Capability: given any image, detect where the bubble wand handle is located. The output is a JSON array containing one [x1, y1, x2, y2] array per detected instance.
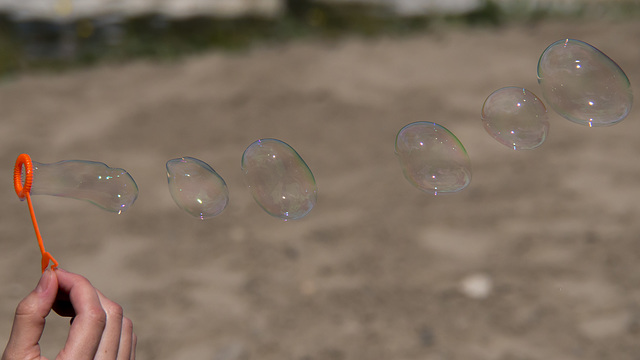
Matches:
[[14, 154, 59, 273]]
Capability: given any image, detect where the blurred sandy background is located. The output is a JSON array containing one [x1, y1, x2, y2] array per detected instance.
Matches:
[[1, 1, 640, 359]]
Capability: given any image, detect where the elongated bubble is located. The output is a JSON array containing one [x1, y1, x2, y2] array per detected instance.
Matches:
[[481, 87, 550, 150], [166, 157, 229, 220], [30, 160, 138, 213], [241, 139, 317, 220], [537, 39, 632, 127], [395, 122, 471, 195]]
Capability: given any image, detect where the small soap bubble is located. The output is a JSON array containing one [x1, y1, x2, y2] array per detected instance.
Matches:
[[241, 139, 317, 221], [537, 39, 633, 127], [166, 157, 229, 220], [31, 160, 138, 214], [395, 122, 471, 195], [481, 87, 550, 150]]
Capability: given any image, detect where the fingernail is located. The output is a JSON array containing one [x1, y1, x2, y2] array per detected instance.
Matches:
[[36, 268, 53, 293]]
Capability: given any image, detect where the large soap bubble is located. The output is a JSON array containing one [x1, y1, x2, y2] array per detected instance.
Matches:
[[481, 87, 550, 150], [395, 122, 471, 195], [242, 139, 317, 221], [166, 157, 229, 220], [537, 39, 632, 127], [28, 159, 138, 214]]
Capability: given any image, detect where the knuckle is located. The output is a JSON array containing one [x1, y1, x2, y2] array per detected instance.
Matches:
[[86, 306, 107, 327], [122, 316, 133, 331], [103, 300, 124, 319], [14, 297, 38, 317]]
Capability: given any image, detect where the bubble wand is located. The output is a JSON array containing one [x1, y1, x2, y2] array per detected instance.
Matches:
[[13, 153, 59, 273]]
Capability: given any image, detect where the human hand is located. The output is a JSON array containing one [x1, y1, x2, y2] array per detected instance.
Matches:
[[2, 268, 136, 360]]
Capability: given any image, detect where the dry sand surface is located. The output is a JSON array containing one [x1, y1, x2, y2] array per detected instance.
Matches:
[[1, 19, 640, 360]]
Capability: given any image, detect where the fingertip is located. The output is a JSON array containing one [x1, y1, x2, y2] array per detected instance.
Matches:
[[35, 268, 57, 297], [53, 268, 92, 291], [52, 267, 70, 277]]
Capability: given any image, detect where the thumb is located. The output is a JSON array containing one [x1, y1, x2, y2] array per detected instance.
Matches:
[[2, 268, 58, 360]]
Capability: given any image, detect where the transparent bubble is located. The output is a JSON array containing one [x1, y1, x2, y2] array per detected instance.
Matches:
[[241, 139, 317, 220], [481, 87, 550, 150], [395, 122, 471, 195], [30, 160, 138, 214], [166, 157, 229, 220], [537, 38, 633, 127]]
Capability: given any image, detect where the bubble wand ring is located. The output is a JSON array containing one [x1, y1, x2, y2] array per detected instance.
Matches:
[[14, 154, 59, 273]]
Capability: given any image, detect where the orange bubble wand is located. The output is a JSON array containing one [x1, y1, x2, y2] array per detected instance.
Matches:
[[13, 154, 59, 273]]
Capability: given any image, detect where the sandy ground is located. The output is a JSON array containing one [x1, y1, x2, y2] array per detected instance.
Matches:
[[1, 18, 640, 360]]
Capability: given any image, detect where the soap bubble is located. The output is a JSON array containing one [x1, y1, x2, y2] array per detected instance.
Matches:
[[537, 38, 633, 127], [241, 139, 317, 220], [395, 122, 471, 195], [481, 87, 550, 150], [30, 159, 138, 214], [166, 157, 229, 220]]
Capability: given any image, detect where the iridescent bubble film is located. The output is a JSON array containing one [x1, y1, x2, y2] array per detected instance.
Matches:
[[395, 122, 471, 195], [166, 157, 229, 220], [481, 87, 550, 150], [537, 38, 633, 127], [241, 139, 317, 220], [31, 160, 138, 214]]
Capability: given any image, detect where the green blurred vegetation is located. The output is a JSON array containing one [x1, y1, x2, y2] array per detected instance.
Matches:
[[0, 0, 638, 77]]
